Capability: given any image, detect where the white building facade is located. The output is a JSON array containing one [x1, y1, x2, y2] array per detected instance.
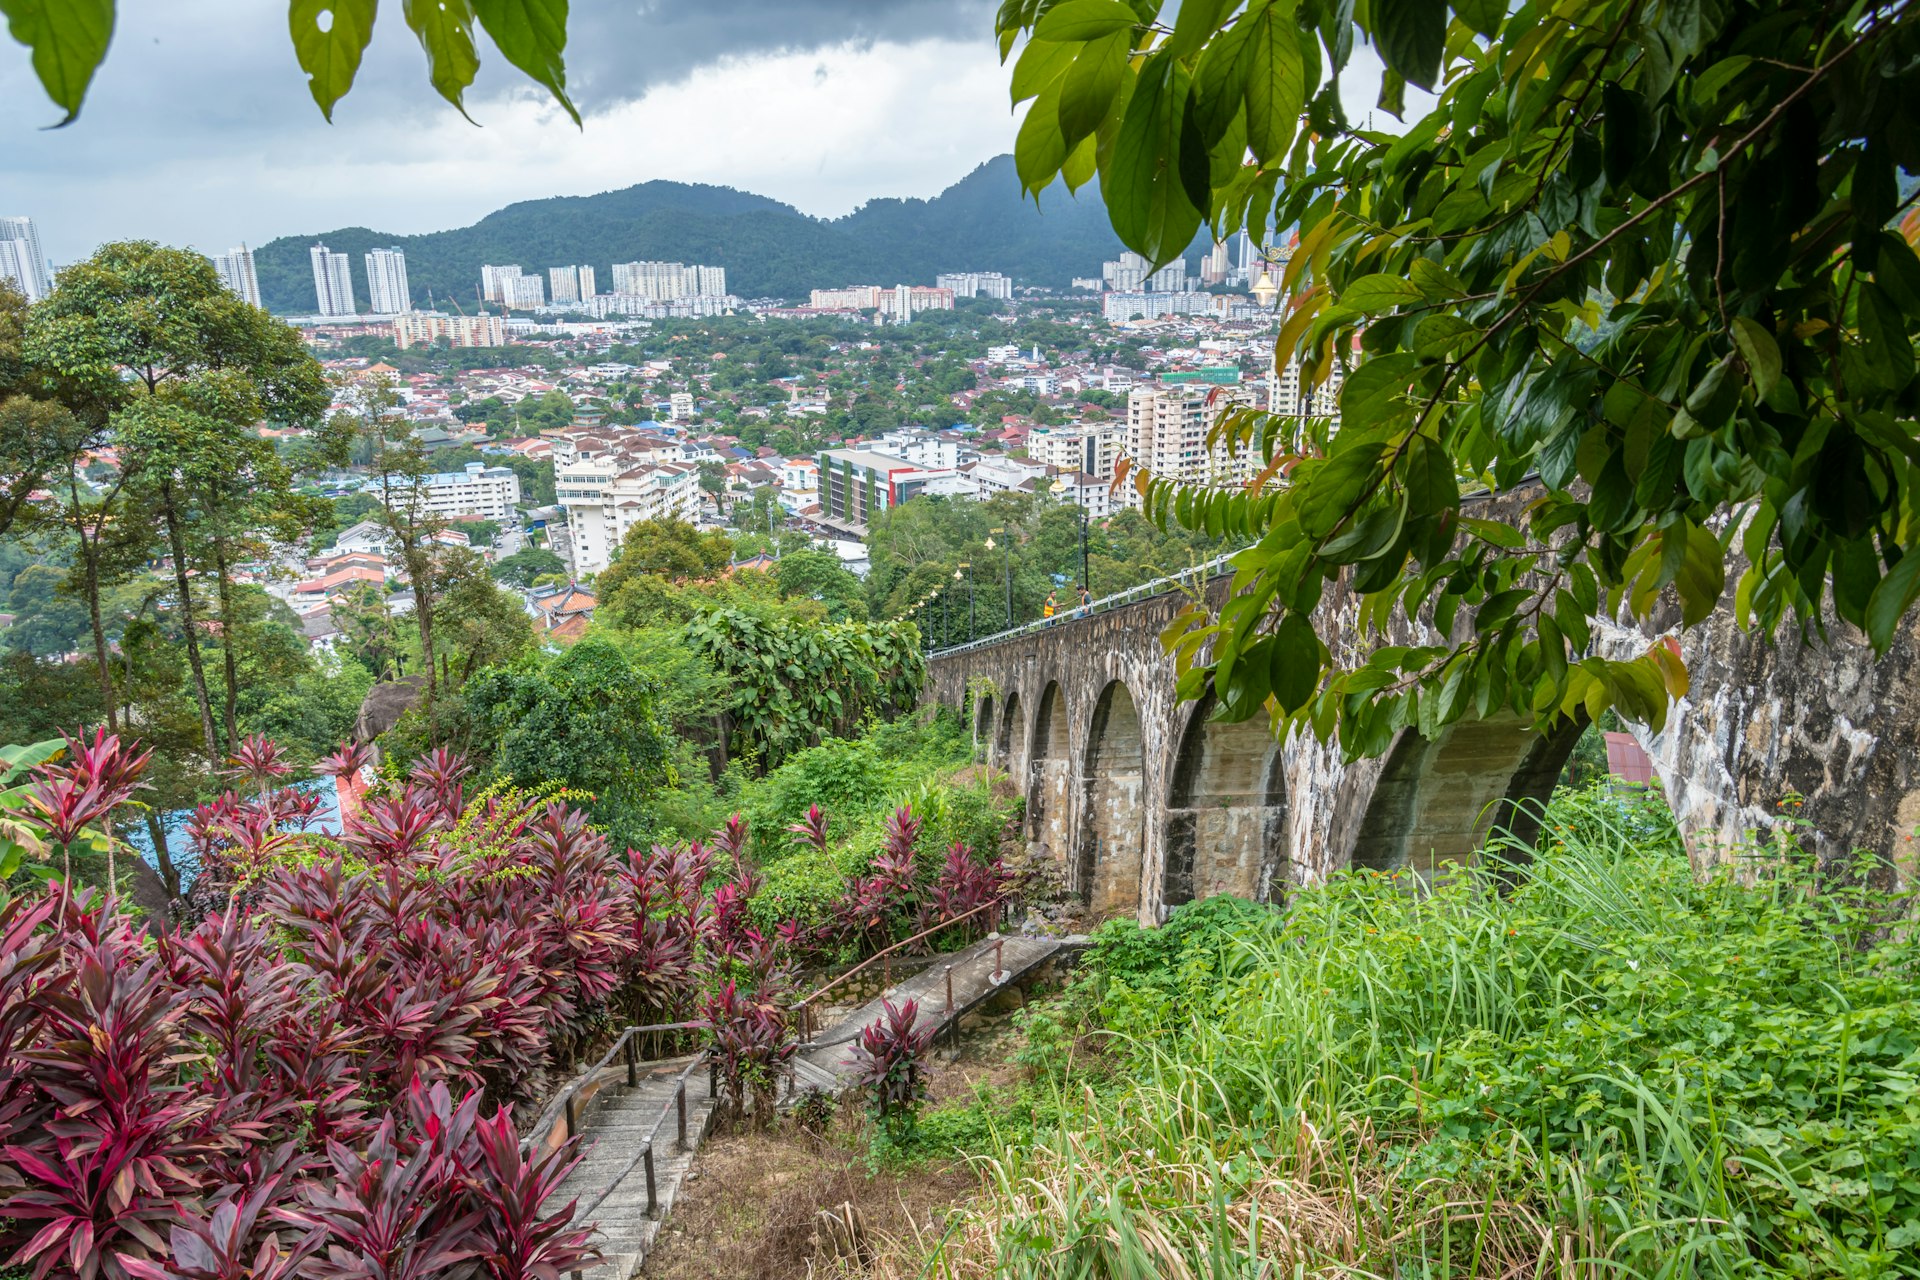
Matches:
[[375, 461, 522, 522], [364, 248, 412, 314], [211, 245, 261, 307], [310, 244, 355, 317], [0, 217, 50, 301]]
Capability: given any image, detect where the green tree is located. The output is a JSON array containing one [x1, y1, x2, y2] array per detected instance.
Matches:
[[321, 377, 453, 707], [433, 548, 536, 684], [32, 243, 327, 761], [491, 546, 566, 589], [466, 637, 672, 846], [773, 549, 866, 621], [596, 518, 734, 597], [1001, 0, 1920, 753]]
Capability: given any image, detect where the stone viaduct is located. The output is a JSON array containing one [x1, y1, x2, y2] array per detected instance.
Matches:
[[925, 564, 1920, 925]]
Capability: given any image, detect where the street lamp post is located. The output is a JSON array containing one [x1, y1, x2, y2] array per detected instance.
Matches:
[[987, 529, 1013, 630], [1080, 507, 1090, 599]]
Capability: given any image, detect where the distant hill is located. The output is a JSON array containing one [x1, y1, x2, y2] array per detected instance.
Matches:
[[252, 156, 1170, 314]]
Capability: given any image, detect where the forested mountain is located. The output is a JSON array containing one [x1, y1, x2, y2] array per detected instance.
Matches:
[[251, 156, 1164, 313]]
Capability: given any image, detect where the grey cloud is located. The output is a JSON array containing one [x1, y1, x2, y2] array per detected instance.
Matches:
[[559, 0, 995, 110]]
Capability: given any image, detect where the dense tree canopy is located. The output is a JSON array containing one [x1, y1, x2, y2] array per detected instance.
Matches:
[[999, 0, 1920, 756]]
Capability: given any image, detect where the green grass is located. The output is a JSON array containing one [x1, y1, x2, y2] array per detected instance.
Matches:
[[921, 783, 1920, 1279]]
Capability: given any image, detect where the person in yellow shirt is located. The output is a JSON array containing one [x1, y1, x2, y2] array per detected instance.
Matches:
[[1042, 592, 1057, 621]]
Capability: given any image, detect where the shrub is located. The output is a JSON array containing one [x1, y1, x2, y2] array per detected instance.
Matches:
[[849, 997, 936, 1141]]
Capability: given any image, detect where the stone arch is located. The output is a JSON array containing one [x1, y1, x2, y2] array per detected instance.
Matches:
[[1163, 697, 1287, 911], [1027, 681, 1072, 851], [1031, 681, 1068, 759], [995, 690, 1022, 768], [1349, 713, 1587, 879], [974, 693, 995, 751], [1077, 679, 1146, 915]]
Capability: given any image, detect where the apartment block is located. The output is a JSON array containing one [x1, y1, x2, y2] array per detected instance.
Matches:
[[392, 312, 508, 349], [374, 461, 521, 522], [555, 428, 703, 573]]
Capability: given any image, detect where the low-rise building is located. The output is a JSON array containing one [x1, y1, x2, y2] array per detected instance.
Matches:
[[374, 461, 522, 522]]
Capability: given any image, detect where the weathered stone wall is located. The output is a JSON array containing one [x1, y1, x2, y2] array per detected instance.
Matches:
[[929, 535, 1920, 923]]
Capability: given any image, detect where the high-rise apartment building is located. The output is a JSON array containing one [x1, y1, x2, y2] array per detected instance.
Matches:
[[1103, 250, 1188, 293], [549, 266, 581, 304], [0, 216, 51, 301], [364, 248, 411, 314], [210, 245, 261, 307], [576, 265, 596, 298], [310, 243, 356, 316], [936, 271, 1014, 299], [611, 260, 727, 300], [506, 275, 545, 309], [1201, 241, 1231, 285], [393, 312, 508, 349], [480, 264, 523, 304], [1119, 385, 1255, 508]]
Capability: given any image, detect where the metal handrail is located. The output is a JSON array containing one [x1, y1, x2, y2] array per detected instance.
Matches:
[[523, 1019, 705, 1154], [576, 1050, 710, 1221], [928, 552, 1238, 660], [924, 475, 1530, 661], [791, 896, 1005, 1042]]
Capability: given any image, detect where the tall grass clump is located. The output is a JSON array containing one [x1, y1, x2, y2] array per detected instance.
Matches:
[[923, 783, 1920, 1278]]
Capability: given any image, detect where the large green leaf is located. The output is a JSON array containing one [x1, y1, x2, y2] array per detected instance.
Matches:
[[1371, 0, 1444, 91], [1, 0, 114, 123], [1269, 610, 1321, 712], [1103, 53, 1203, 267], [289, 0, 379, 121], [473, 0, 579, 124], [403, 0, 481, 117], [1057, 29, 1130, 147], [1033, 0, 1141, 42], [1240, 0, 1307, 164]]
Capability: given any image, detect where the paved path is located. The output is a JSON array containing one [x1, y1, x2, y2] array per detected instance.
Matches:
[[546, 932, 1063, 1280]]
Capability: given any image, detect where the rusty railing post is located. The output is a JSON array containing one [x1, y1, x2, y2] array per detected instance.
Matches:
[[644, 1145, 658, 1217], [676, 1078, 688, 1151], [624, 1033, 638, 1087], [564, 1093, 576, 1139]]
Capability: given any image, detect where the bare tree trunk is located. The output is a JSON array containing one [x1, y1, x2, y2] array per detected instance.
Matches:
[[212, 533, 241, 749], [161, 481, 221, 763], [69, 470, 118, 732], [144, 807, 179, 900]]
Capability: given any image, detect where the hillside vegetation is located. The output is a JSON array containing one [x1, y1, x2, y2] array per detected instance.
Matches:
[[897, 786, 1920, 1278], [251, 156, 1161, 311]]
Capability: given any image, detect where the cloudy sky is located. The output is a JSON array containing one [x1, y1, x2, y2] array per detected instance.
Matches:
[[1, 1, 1406, 267]]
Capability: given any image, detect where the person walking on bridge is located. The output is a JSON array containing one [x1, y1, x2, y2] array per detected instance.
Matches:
[[1043, 592, 1057, 623], [1078, 585, 1092, 617]]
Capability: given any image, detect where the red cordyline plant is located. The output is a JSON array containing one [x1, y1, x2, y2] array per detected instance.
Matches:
[[409, 748, 473, 823], [829, 804, 922, 956], [704, 978, 795, 1126], [27, 729, 152, 893], [0, 727, 885, 1280], [848, 997, 935, 1138], [919, 840, 1010, 943], [314, 742, 373, 780], [226, 734, 293, 793], [0, 889, 216, 1280], [787, 803, 830, 854]]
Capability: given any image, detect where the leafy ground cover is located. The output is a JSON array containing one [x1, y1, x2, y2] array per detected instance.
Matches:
[[907, 784, 1920, 1278]]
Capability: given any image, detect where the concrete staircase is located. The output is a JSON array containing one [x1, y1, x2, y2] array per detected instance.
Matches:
[[545, 932, 1065, 1279], [544, 1055, 717, 1280]]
